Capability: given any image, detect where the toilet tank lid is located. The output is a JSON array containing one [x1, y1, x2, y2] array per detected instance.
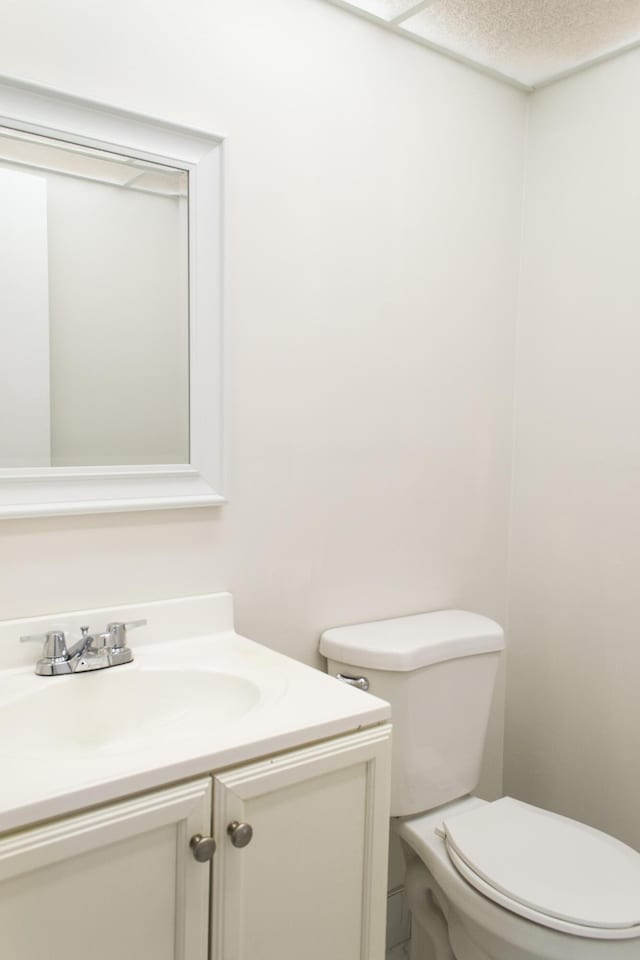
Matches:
[[319, 610, 504, 672]]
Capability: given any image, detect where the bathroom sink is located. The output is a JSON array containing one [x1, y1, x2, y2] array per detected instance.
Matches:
[[0, 667, 262, 757], [0, 593, 391, 834]]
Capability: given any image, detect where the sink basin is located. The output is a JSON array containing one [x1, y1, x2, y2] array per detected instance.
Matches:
[[0, 593, 391, 835], [0, 667, 262, 756]]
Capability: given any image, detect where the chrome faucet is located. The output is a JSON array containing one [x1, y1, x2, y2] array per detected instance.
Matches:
[[20, 620, 146, 676]]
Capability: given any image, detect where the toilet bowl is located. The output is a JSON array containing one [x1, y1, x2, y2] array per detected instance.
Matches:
[[397, 797, 640, 960], [319, 611, 640, 960]]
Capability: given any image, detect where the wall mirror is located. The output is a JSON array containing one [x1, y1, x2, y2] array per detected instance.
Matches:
[[0, 77, 225, 518]]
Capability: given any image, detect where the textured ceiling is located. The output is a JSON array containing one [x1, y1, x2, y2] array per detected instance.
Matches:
[[331, 0, 640, 88]]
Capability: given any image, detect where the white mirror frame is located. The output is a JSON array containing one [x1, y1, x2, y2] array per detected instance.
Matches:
[[0, 76, 226, 518]]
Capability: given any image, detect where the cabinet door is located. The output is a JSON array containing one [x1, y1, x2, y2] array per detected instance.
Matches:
[[0, 778, 212, 960], [212, 725, 391, 960]]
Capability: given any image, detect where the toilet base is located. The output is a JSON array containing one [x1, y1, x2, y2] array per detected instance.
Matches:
[[406, 857, 499, 960], [405, 859, 456, 960]]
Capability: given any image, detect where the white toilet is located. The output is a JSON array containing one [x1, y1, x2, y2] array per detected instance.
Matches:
[[319, 611, 640, 960]]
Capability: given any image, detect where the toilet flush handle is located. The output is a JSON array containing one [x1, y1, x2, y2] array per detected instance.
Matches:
[[335, 673, 369, 692]]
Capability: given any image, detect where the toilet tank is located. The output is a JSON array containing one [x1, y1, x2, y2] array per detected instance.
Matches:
[[319, 611, 504, 817]]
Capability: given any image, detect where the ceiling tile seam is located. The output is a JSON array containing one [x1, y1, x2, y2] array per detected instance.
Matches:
[[390, 0, 439, 26]]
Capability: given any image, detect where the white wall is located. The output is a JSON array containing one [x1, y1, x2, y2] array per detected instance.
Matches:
[[0, 0, 527, 803], [506, 50, 640, 850], [0, 168, 51, 467]]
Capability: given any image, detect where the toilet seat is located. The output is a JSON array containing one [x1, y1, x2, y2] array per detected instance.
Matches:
[[441, 797, 640, 940], [445, 844, 640, 940]]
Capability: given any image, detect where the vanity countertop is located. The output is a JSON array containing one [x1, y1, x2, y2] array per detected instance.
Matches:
[[0, 593, 390, 834]]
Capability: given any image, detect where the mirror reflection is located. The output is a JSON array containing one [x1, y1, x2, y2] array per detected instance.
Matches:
[[0, 127, 189, 468]]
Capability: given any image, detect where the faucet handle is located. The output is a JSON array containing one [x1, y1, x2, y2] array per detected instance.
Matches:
[[20, 629, 69, 662], [105, 619, 147, 649]]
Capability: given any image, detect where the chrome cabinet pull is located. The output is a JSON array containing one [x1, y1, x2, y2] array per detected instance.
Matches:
[[227, 821, 253, 848], [190, 834, 216, 862]]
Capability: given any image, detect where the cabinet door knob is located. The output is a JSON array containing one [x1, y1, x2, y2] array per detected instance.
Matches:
[[190, 834, 216, 862], [227, 821, 253, 848]]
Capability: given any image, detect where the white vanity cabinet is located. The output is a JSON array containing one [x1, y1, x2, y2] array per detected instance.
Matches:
[[0, 725, 390, 960], [0, 777, 212, 960], [212, 725, 390, 960]]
